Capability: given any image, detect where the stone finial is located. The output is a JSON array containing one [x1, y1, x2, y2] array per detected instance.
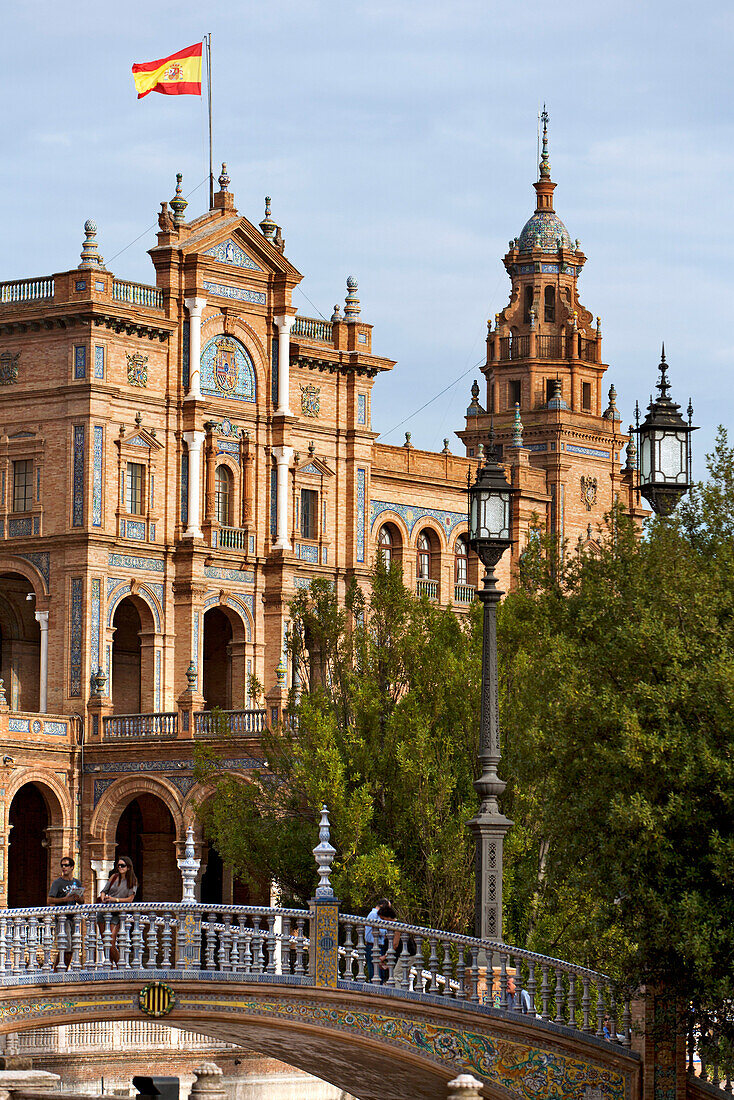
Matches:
[[447, 1075, 484, 1100], [308, 440, 316, 456], [344, 275, 361, 321], [273, 225, 285, 253], [603, 384, 619, 420], [177, 823, 201, 903], [92, 666, 107, 696], [313, 804, 336, 897], [218, 162, 230, 191], [260, 196, 276, 241], [276, 656, 287, 686], [186, 660, 197, 689], [529, 307, 536, 330], [539, 105, 551, 179], [477, 443, 484, 462], [575, 238, 581, 251], [509, 240, 515, 251], [170, 174, 188, 225], [596, 315, 602, 336], [471, 379, 480, 402], [79, 220, 104, 268], [404, 431, 412, 448], [189, 1064, 226, 1100], [511, 402, 524, 447], [625, 425, 637, 472], [442, 438, 450, 454], [587, 522, 593, 540], [331, 304, 342, 322], [135, 410, 143, 427]]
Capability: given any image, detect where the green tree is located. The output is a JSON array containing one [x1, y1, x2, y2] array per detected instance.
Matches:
[[498, 442, 734, 1028], [196, 561, 481, 930]]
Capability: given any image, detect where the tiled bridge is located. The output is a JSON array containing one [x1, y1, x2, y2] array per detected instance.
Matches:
[[0, 900, 644, 1100]]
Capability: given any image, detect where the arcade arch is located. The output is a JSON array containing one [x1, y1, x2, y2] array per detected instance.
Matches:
[[202, 601, 251, 710], [0, 570, 42, 711], [110, 595, 157, 714], [7, 780, 65, 907]]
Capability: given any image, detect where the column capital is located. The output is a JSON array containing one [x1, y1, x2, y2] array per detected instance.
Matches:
[[274, 313, 297, 333], [272, 445, 294, 464], [184, 296, 207, 317], [34, 610, 49, 628], [183, 429, 205, 451]]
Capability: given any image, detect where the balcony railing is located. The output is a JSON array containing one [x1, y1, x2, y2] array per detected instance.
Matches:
[[454, 584, 476, 603], [416, 578, 439, 600], [103, 712, 178, 739], [217, 525, 247, 550], [537, 334, 564, 359], [112, 279, 163, 310], [195, 709, 267, 736], [579, 338, 598, 363], [293, 315, 333, 342], [0, 277, 54, 303]]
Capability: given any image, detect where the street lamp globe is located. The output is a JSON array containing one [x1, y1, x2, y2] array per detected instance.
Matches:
[[467, 443, 514, 568], [638, 347, 696, 517]]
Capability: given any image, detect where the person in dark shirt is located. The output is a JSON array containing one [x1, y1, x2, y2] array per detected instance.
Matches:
[[48, 856, 84, 967]]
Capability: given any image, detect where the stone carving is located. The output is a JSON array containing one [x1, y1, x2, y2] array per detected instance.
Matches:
[[0, 352, 19, 385], [580, 475, 597, 511], [126, 352, 148, 388]]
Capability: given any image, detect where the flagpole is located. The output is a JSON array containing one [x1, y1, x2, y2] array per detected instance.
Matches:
[[206, 32, 214, 209]]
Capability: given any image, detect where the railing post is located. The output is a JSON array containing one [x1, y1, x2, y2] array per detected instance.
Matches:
[[309, 805, 340, 988], [447, 1075, 484, 1100]]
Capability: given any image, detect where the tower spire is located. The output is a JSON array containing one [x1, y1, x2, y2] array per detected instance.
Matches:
[[532, 107, 556, 215], [539, 105, 551, 179]]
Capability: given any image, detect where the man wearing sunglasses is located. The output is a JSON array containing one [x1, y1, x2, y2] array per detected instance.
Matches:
[[48, 856, 85, 968]]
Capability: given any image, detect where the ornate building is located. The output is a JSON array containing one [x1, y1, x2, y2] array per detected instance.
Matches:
[[0, 122, 643, 914]]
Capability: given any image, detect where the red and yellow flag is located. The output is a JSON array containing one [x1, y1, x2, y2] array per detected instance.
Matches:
[[132, 42, 203, 99]]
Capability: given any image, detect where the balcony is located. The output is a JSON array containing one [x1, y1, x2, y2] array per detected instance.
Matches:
[[99, 708, 267, 741], [112, 279, 163, 310], [0, 277, 54, 303], [416, 578, 438, 600], [195, 709, 267, 736], [454, 584, 476, 603], [216, 525, 247, 550], [103, 712, 178, 740], [293, 316, 333, 342]]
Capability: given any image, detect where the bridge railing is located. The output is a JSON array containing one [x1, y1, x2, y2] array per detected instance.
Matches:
[[0, 903, 630, 1049], [339, 913, 631, 1046]]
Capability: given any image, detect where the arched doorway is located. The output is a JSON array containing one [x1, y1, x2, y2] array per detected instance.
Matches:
[[8, 783, 49, 906], [0, 571, 40, 712], [203, 607, 233, 710], [116, 793, 177, 902], [200, 835, 270, 906], [111, 596, 155, 714]]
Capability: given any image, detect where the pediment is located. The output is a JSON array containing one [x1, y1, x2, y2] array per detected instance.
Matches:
[[203, 237, 264, 272], [181, 215, 302, 282], [297, 457, 333, 478], [118, 428, 162, 451]]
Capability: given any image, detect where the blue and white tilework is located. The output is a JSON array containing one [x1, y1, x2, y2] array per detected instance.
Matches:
[[70, 577, 83, 696], [94, 345, 105, 380], [192, 612, 200, 684], [74, 346, 86, 380], [202, 280, 266, 305], [370, 500, 467, 538], [565, 444, 610, 459], [155, 650, 161, 712], [108, 552, 164, 572], [36, 466, 40, 502], [357, 394, 367, 425], [19, 552, 50, 591], [92, 426, 103, 527], [181, 451, 189, 525], [72, 425, 85, 527], [296, 543, 318, 563], [8, 518, 32, 537], [270, 467, 277, 539], [126, 520, 146, 540], [204, 238, 263, 271], [90, 578, 101, 673], [356, 469, 366, 562], [182, 319, 190, 389], [32, 516, 40, 535], [517, 211, 574, 252], [204, 566, 254, 583], [200, 335, 256, 403]]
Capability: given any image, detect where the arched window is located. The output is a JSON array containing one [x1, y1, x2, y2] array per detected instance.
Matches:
[[524, 285, 534, 324], [455, 536, 468, 585], [378, 525, 392, 568], [417, 532, 432, 579], [544, 285, 555, 323], [215, 465, 233, 526]]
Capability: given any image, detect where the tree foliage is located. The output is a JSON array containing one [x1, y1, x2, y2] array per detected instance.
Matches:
[[499, 429, 734, 1026], [196, 562, 481, 930]]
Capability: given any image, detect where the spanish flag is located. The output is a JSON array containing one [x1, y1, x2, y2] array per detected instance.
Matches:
[[132, 42, 203, 98]]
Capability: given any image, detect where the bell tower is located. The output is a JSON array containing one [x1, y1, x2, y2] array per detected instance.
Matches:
[[459, 111, 642, 556]]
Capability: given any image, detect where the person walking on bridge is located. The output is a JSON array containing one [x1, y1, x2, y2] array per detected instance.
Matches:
[[98, 856, 137, 966], [48, 856, 84, 968]]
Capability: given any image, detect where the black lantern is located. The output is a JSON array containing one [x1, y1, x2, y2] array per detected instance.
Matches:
[[467, 442, 514, 568], [637, 347, 696, 517]]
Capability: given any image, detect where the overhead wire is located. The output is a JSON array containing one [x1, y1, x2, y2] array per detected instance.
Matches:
[[106, 177, 209, 265]]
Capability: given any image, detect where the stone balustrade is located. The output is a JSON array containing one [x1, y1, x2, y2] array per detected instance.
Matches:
[[0, 278, 54, 303], [292, 316, 333, 342], [111, 279, 163, 309]]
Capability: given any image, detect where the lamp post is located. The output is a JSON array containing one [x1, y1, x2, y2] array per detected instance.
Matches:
[[637, 346, 696, 516], [466, 440, 514, 942]]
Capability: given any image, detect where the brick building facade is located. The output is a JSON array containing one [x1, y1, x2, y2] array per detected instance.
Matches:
[[0, 124, 643, 915]]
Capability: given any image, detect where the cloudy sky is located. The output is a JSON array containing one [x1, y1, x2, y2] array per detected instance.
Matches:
[[2, 0, 730, 467]]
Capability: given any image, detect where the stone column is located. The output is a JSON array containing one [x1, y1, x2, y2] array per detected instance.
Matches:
[[272, 446, 293, 551], [90, 858, 114, 899], [273, 314, 296, 416], [189, 1063, 227, 1100], [34, 610, 48, 713], [182, 431, 205, 539], [184, 297, 207, 401]]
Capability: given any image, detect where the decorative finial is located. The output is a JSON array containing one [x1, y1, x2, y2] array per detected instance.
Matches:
[[331, 304, 342, 322], [186, 660, 197, 689], [308, 440, 316, 456], [657, 344, 671, 400], [634, 399, 641, 430], [170, 174, 188, 226], [512, 401, 524, 447], [529, 307, 536, 330], [79, 219, 104, 268], [539, 105, 551, 179], [260, 196, 276, 241], [603, 384, 619, 420], [344, 275, 361, 321], [135, 410, 143, 428], [587, 523, 593, 541], [276, 656, 287, 686], [313, 804, 337, 898], [596, 316, 602, 336], [92, 666, 107, 696], [687, 398, 694, 425], [218, 162, 230, 192], [442, 438, 450, 454], [625, 425, 637, 472], [477, 442, 484, 462], [177, 822, 201, 903], [404, 431, 412, 448], [470, 379, 480, 403]]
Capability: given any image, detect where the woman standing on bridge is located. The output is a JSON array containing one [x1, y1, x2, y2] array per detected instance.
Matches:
[[98, 856, 137, 965]]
